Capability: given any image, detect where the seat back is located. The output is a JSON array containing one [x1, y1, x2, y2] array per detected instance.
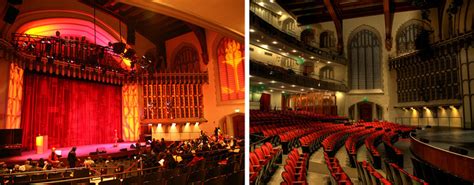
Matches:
[[98, 179, 121, 185], [167, 174, 188, 185], [204, 175, 227, 185]]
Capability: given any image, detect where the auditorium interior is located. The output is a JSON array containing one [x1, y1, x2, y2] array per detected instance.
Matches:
[[249, 0, 474, 185], [0, 0, 244, 184]]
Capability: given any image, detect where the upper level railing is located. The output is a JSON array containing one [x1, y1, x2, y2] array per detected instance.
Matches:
[[250, 60, 349, 92], [250, 11, 346, 65], [11, 33, 127, 72]]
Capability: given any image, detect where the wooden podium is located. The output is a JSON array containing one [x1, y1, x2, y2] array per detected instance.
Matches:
[[36, 135, 48, 154]]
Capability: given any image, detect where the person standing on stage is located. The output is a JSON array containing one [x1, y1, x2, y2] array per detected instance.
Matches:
[[67, 147, 79, 168]]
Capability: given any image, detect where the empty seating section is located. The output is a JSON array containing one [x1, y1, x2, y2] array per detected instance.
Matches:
[[300, 124, 342, 154], [250, 142, 282, 185], [383, 132, 404, 167], [345, 128, 375, 167], [280, 149, 310, 185], [357, 161, 391, 185], [322, 126, 365, 157], [324, 152, 353, 185], [381, 160, 428, 185], [250, 110, 434, 185], [365, 130, 386, 169]]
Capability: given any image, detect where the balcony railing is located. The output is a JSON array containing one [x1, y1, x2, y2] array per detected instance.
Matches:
[[11, 33, 127, 72], [250, 11, 346, 65], [250, 60, 349, 92]]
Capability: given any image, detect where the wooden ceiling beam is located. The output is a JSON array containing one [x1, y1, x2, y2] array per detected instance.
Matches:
[[384, 0, 394, 51], [323, 0, 343, 54]]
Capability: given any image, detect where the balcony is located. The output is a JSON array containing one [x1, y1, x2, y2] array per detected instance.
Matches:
[[250, 60, 349, 92], [250, 11, 346, 65]]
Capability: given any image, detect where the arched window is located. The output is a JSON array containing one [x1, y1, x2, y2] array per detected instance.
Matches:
[[320, 31, 328, 48], [349, 27, 382, 90], [217, 37, 245, 101], [282, 18, 297, 36], [173, 45, 199, 72], [396, 20, 432, 55], [320, 66, 334, 80], [301, 29, 315, 46]]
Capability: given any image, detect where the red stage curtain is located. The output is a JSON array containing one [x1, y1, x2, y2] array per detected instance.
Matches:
[[21, 73, 122, 150]]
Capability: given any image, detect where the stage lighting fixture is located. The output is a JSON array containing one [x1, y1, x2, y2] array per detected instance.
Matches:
[[123, 48, 136, 59], [112, 42, 126, 54], [80, 64, 86, 71]]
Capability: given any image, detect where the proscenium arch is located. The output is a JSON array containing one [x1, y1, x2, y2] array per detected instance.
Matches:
[[347, 25, 383, 90]]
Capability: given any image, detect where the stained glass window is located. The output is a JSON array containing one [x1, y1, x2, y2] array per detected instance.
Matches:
[[217, 38, 245, 101]]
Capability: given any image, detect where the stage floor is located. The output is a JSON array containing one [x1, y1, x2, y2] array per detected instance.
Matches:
[[0, 142, 141, 165], [417, 127, 474, 157]]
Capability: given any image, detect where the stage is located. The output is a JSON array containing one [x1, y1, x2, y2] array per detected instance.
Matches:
[[0, 142, 142, 165], [417, 127, 474, 157]]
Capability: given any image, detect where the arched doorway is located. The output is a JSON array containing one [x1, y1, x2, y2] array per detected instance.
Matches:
[[348, 101, 384, 121], [221, 113, 244, 138]]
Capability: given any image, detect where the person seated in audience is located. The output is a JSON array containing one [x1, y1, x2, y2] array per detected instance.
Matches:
[[19, 159, 33, 171], [44, 163, 53, 170], [48, 147, 60, 165], [37, 158, 46, 170], [164, 151, 177, 169], [83, 157, 95, 168], [0, 162, 8, 174], [186, 152, 204, 167]]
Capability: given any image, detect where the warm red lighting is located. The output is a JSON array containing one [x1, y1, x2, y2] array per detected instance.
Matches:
[[16, 18, 118, 46]]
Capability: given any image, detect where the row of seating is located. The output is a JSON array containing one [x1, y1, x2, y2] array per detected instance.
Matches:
[[300, 124, 343, 154], [382, 160, 428, 185], [365, 130, 386, 169], [357, 161, 391, 185], [250, 142, 282, 185], [382, 132, 404, 167], [324, 152, 353, 185], [323, 126, 366, 157], [281, 149, 310, 185], [345, 128, 375, 167], [280, 128, 316, 152]]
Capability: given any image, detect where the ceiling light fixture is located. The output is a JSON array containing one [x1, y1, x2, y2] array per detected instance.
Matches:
[[272, 41, 278, 44]]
